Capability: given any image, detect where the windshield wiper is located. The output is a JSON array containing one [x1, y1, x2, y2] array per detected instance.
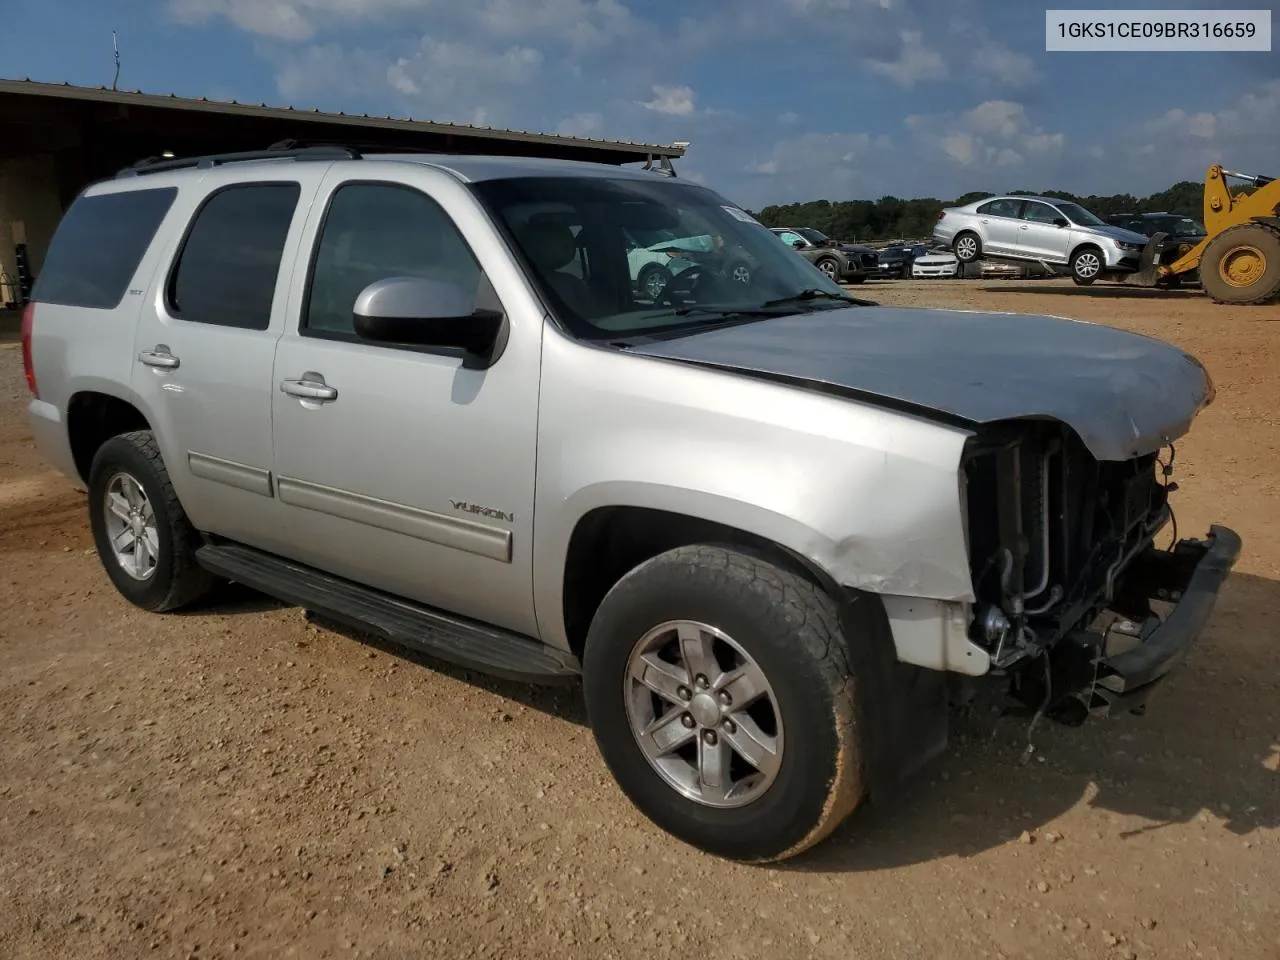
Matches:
[[760, 289, 861, 308]]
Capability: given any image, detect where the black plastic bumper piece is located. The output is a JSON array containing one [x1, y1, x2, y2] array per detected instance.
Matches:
[[196, 542, 582, 685], [1097, 524, 1242, 698]]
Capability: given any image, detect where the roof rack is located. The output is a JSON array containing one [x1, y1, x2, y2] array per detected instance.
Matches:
[[116, 143, 362, 178]]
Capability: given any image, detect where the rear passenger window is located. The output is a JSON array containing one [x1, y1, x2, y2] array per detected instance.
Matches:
[[33, 187, 177, 309], [304, 182, 481, 336], [976, 198, 1023, 218], [168, 183, 300, 330]]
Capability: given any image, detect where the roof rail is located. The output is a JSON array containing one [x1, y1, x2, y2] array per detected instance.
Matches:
[[116, 143, 362, 178]]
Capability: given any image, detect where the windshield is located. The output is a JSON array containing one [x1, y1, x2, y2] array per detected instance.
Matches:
[[1055, 201, 1106, 227], [470, 175, 851, 341], [796, 227, 829, 244], [1150, 216, 1206, 237]]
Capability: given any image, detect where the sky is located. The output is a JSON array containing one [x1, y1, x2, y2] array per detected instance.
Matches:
[[2, 0, 1276, 210]]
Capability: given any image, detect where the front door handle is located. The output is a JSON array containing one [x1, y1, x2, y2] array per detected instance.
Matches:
[[138, 345, 180, 369], [281, 373, 338, 402], [1019, 225, 1030, 230]]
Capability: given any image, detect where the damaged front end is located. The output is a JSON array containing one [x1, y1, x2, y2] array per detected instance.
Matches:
[[959, 421, 1241, 725]]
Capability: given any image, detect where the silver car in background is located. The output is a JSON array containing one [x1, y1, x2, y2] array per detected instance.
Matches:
[[933, 194, 1150, 286]]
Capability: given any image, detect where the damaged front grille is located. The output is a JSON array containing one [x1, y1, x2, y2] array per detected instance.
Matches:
[[962, 422, 1171, 669]]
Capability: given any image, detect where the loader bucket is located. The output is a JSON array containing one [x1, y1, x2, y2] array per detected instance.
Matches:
[[1126, 231, 1168, 287]]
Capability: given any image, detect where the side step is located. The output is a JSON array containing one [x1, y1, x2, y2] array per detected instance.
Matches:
[[195, 543, 582, 685]]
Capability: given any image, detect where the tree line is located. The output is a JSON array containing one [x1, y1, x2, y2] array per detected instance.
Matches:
[[749, 180, 1212, 243]]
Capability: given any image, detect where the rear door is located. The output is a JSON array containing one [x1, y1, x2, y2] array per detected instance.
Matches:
[[1016, 200, 1073, 263], [973, 198, 1024, 254], [130, 166, 328, 546]]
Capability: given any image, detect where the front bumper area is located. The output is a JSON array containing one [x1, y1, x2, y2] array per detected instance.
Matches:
[[1046, 525, 1241, 721]]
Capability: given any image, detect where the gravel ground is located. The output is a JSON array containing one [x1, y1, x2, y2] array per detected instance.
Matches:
[[2, 279, 1277, 960]]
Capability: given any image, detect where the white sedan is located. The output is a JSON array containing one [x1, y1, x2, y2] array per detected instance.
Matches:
[[911, 250, 960, 278]]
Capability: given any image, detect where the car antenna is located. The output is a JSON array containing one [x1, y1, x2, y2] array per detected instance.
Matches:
[[111, 31, 121, 91]]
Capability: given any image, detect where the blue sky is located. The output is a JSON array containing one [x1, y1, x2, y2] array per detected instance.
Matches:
[[3, 0, 1276, 209]]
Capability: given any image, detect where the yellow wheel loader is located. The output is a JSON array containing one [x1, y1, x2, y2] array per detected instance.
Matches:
[[1128, 164, 1280, 305]]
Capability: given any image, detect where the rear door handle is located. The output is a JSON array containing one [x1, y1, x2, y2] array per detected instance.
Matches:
[[138, 345, 180, 369], [281, 373, 338, 402]]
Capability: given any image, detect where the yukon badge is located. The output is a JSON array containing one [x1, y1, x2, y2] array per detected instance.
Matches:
[[450, 499, 514, 523]]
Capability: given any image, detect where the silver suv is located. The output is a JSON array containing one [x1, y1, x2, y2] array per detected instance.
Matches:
[[22, 145, 1239, 864], [934, 194, 1151, 285]]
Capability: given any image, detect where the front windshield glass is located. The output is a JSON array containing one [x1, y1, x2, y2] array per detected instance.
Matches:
[[470, 175, 851, 341], [1151, 216, 1206, 237], [1055, 201, 1105, 227], [796, 227, 829, 244]]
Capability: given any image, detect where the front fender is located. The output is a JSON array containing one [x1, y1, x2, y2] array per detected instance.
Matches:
[[532, 330, 978, 651]]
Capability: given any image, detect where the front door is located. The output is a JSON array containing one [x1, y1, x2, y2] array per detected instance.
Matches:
[[267, 170, 543, 636], [1016, 200, 1073, 263], [130, 170, 326, 547]]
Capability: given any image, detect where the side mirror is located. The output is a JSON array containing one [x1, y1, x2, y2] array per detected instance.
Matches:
[[1053, 217, 1069, 228], [352, 277, 504, 364], [791, 239, 805, 249]]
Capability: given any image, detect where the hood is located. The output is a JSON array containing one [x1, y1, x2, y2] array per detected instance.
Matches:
[[1076, 223, 1149, 245], [629, 306, 1212, 461], [838, 242, 876, 254]]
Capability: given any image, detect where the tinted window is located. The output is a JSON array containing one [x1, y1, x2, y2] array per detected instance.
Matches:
[[33, 187, 177, 309], [1054, 201, 1105, 227], [305, 183, 481, 336], [976, 198, 1023, 218], [796, 228, 828, 244], [1020, 201, 1062, 224], [169, 183, 300, 330]]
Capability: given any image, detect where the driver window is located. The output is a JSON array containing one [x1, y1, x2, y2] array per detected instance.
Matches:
[[778, 231, 805, 246], [304, 182, 481, 336], [1020, 201, 1062, 224]]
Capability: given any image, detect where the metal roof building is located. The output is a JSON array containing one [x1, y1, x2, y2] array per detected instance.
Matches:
[[0, 78, 686, 307]]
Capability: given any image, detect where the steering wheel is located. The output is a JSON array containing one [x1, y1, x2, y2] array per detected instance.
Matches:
[[656, 264, 711, 307]]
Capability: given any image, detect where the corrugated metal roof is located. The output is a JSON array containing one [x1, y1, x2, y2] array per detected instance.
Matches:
[[0, 77, 686, 159]]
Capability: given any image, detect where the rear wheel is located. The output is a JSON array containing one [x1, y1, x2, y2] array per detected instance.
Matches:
[[952, 232, 981, 263], [1070, 246, 1103, 285], [637, 264, 672, 301], [1200, 223, 1280, 304], [582, 544, 872, 863], [87, 430, 217, 612]]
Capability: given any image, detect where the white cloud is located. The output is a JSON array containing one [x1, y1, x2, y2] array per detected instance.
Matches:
[[865, 30, 947, 86], [908, 100, 1065, 171], [168, 0, 427, 41], [639, 84, 696, 116], [555, 112, 604, 137]]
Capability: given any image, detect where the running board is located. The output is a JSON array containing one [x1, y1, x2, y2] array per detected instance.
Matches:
[[195, 543, 582, 685]]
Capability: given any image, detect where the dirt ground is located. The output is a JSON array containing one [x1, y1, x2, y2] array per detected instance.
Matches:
[[2, 280, 1277, 960]]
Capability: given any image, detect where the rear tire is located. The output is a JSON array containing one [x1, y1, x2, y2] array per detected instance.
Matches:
[[582, 544, 872, 863], [87, 430, 217, 612], [1199, 223, 1280, 304], [637, 264, 672, 301], [952, 232, 981, 263]]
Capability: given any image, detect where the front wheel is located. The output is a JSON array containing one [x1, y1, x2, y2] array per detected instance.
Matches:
[[637, 264, 672, 301], [815, 257, 840, 281], [582, 545, 870, 863], [1070, 246, 1102, 285]]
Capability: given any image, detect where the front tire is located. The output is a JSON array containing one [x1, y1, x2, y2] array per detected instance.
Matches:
[[88, 430, 217, 612], [582, 545, 870, 863], [815, 257, 840, 281], [1199, 222, 1280, 304], [1070, 246, 1102, 286]]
